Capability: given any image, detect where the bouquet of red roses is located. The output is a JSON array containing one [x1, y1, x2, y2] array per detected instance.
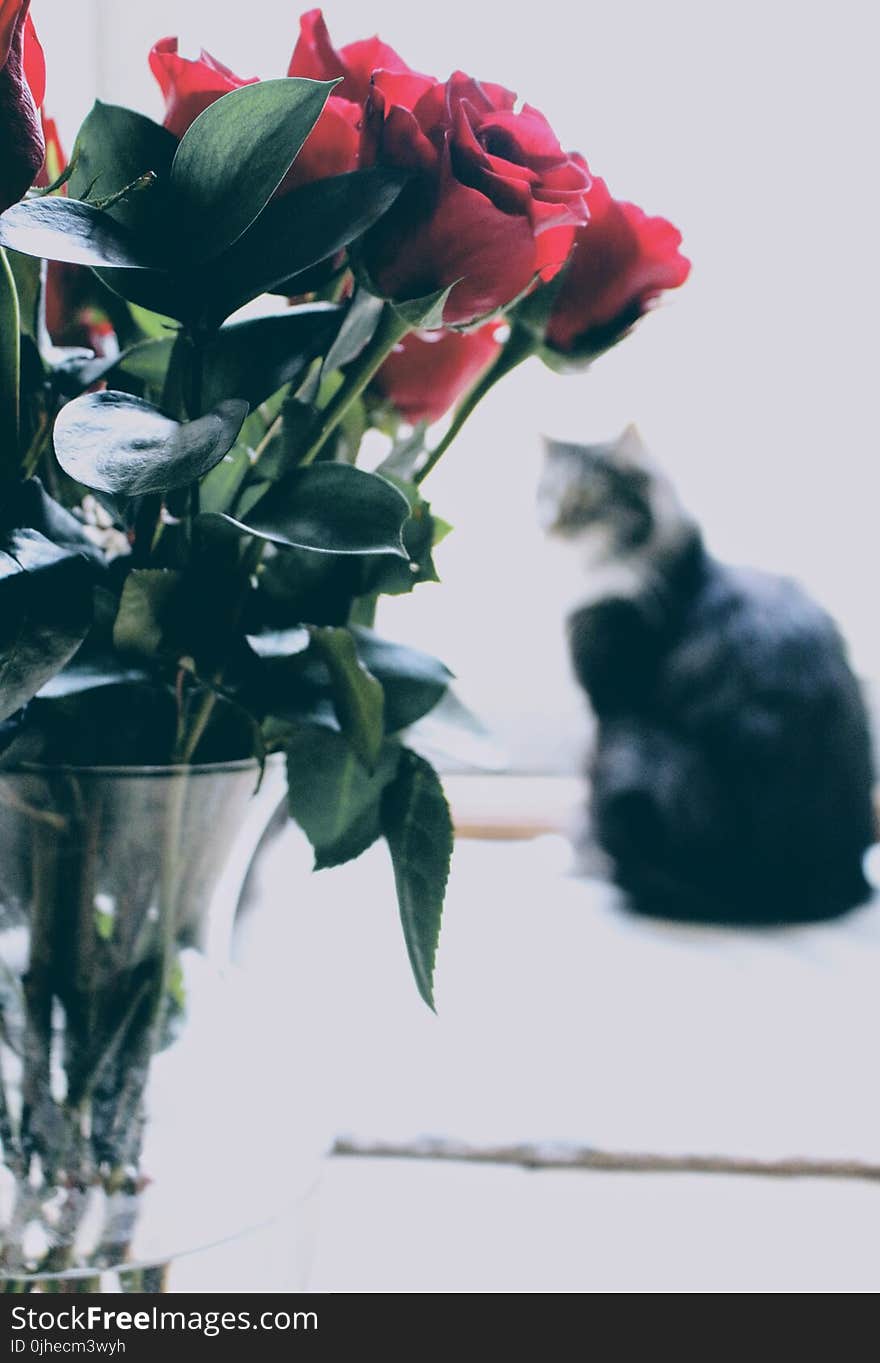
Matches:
[[0, 3, 689, 1009]]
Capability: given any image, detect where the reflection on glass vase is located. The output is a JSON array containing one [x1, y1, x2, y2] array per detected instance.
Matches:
[[0, 758, 322, 1293]]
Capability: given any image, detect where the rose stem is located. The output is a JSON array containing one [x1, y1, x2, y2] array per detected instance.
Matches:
[[297, 302, 411, 468], [413, 324, 538, 486], [0, 247, 20, 476]]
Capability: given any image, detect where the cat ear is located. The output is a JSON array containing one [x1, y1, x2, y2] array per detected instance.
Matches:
[[543, 436, 585, 465], [613, 423, 649, 466]]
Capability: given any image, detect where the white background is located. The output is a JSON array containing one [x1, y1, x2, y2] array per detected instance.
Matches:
[[34, 0, 880, 769]]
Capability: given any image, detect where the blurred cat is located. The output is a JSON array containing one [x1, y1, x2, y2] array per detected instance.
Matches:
[[539, 426, 876, 923]]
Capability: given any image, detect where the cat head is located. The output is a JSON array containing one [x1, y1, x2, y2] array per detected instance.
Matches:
[[538, 425, 695, 569]]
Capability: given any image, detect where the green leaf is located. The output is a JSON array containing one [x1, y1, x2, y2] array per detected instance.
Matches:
[[351, 628, 452, 732], [5, 247, 41, 341], [285, 726, 400, 869], [68, 101, 177, 237], [128, 301, 178, 340], [200, 305, 341, 411], [0, 198, 162, 269], [0, 530, 94, 722], [205, 168, 408, 322], [0, 247, 20, 471], [112, 335, 176, 388], [321, 287, 385, 374], [53, 391, 248, 497], [37, 653, 151, 699], [359, 475, 441, 597], [389, 283, 457, 331], [377, 423, 429, 482], [113, 569, 182, 657], [94, 266, 194, 323], [309, 626, 384, 770], [4, 478, 105, 562], [381, 748, 452, 1010], [170, 77, 336, 261], [213, 462, 410, 557]]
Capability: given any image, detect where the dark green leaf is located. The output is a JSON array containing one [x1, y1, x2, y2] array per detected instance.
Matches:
[[0, 530, 94, 721], [352, 627, 451, 732], [112, 335, 176, 388], [37, 653, 151, 699], [0, 198, 162, 269], [4, 478, 105, 562], [309, 626, 384, 770], [359, 475, 441, 597], [389, 283, 456, 331], [0, 247, 20, 472], [213, 462, 409, 557], [53, 391, 248, 497], [201, 305, 341, 411], [205, 168, 408, 321], [113, 569, 182, 657], [285, 726, 400, 869], [68, 101, 177, 236], [170, 78, 336, 261], [5, 247, 41, 341], [94, 266, 194, 323], [322, 287, 385, 374], [381, 748, 452, 1010], [377, 423, 429, 481]]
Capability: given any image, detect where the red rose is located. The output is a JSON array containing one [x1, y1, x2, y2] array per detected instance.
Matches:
[[545, 176, 691, 355], [359, 69, 590, 327], [35, 111, 64, 187], [148, 37, 257, 140], [285, 8, 437, 189], [372, 322, 503, 424], [288, 8, 433, 109], [149, 31, 360, 189], [0, 1, 45, 213]]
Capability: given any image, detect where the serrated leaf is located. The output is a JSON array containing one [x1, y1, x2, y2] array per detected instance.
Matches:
[[285, 726, 400, 868], [53, 391, 248, 497], [212, 462, 410, 557], [309, 626, 384, 770], [0, 530, 94, 721], [113, 569, 182, 657], [204, 168, 408, 322], [359, 475, 441, 597], [381, 748, 452, 1010], [0, 198, 162, 269], [170, 78, 336, 261]]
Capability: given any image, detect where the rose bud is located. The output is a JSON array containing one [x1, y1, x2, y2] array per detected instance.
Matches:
[[0, 1, 45, 213], [544, 175, 691, 358], [372, 322, 504, 424], [358, 69, 591, 327]]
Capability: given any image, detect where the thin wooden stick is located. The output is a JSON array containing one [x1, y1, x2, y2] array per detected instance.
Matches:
[[332, 1137, 880, 1184]]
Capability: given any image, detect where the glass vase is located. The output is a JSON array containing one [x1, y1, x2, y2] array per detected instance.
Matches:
[[0, 759, 322, 1293]]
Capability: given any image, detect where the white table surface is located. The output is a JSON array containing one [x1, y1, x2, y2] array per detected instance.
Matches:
[[234, 810, 880, 1293]]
